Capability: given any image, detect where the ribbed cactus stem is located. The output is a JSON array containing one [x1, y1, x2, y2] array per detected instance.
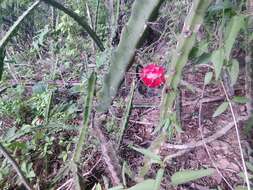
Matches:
[[160, 0, 211, 121], [97, 0, 164, 112]]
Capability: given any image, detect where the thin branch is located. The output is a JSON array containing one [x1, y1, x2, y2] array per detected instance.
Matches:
[[163, 149, 190, 163], [0, 143, 34, 190], [198, 85, 234, 190], [56, 178, 73, 190], [182, 96, 225, 107], [221, 81, 251, 190], [83, 156, 102, 177], [180, 80, 203, 94]]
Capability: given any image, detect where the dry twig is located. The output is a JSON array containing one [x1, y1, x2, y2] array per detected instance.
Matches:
[[198, 85, 234, 189], [56, 178, 73, 190], [221, 81, 251, 190], [165, 116, 247, 150]]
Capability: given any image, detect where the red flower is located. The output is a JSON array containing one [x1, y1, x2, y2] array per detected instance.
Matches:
[[140, 64, 166, 88]]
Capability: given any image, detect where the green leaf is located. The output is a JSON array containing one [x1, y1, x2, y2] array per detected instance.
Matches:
[[72, 72, 96, 162], [117, 81, 135, 148], [244, 116, 253, 135], [32, 82, 47, 94], [127, 179, 155, 190], [108, 185, 124, 190], [44, 91, 53, 124], [211, 48, 225, 80], [204, 72, 213, 85], [153, 168, 164, 190], [212, 102, 229, 117], [235, 186, 248, 190], [131, 146, 162, 164], [122, 161, 133, 187], [171, 168, 214, 185], [229, 59, 239, 86], [195, 53, 211, 65], [189, 41, 209, 59], [224, 16, 245, 60], [208, 1, 233, 12], [8, 142, 26, 151], [246, 162, 253, 172], [95, 183, 102, 190], [232, 96, 249, 104], [238, 172, 253, 180]]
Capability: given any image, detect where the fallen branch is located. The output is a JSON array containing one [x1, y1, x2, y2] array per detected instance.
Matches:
[[164, 116, 247, 150], [92, 114, 122, 186], [182, 96, 225, 107], [198, 85, 233, 189], [56, 178, 73, 190]]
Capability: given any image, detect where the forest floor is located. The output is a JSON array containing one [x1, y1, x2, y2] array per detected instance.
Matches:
[[109, 50, 251, 189], [1, 36, 252, 190]]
